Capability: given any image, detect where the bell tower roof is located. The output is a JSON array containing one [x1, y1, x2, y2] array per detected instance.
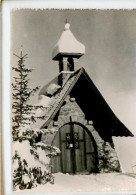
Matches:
[[52, 22, 85, 61]]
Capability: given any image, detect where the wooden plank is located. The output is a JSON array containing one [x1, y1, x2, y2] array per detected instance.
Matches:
[[74, 124, 86, 173], [83, 129, 87, 170], [61, 142, 72, 173], [61, 124, 72, 173], [87, 154, 96, 172], [85, 131, 94, 153], [51, 132, 61, 173], [74, 124, 79, 172], [71, 123, 76, 174], [85, 131, 96, 172]]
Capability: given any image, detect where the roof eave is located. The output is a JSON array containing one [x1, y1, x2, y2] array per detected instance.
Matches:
[[52, 52, 85, 61]]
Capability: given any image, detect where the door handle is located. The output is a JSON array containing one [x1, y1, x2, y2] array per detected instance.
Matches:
[[69, 143, 73, 148]]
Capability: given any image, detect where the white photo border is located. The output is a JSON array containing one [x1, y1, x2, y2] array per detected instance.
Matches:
[[2, 0, 136, 195]]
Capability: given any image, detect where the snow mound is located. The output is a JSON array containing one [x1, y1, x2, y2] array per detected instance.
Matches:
[[37, 95, 51, 107], [16, 172, 136, 192]]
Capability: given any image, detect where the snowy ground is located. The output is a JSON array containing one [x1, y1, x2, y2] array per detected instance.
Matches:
[[16, 172, 136, 193]]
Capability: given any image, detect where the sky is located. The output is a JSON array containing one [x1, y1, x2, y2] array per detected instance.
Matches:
[[11, 9, 136, 172]]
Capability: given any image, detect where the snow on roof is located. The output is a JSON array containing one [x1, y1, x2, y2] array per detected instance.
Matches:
[[39, 76, 59, 96], [37, 95, 51, 108], [39, 71, 73, 96], [52, 23, 85, 60], [40, 69, 82, 127]]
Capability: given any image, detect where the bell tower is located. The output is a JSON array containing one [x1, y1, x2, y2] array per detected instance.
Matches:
[[52, 22, 85, 86]]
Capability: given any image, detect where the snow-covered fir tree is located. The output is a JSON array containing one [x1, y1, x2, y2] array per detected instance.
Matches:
[[12, 51, 59, 190], [12, 51, 45, 141]]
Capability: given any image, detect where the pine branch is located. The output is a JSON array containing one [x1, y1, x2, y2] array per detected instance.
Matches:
[[13, 53, 21, 59]]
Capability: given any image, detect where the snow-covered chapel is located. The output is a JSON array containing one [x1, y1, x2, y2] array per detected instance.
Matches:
[[38, 22, 133, 174]]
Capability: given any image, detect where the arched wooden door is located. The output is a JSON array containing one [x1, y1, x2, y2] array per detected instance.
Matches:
[[51, 122, 98, 174]]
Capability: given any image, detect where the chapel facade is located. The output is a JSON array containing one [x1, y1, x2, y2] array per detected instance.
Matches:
[[39, 22, 133, 174]]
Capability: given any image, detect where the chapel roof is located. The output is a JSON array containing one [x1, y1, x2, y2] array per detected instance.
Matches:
[[38, 67, 133, 137]]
